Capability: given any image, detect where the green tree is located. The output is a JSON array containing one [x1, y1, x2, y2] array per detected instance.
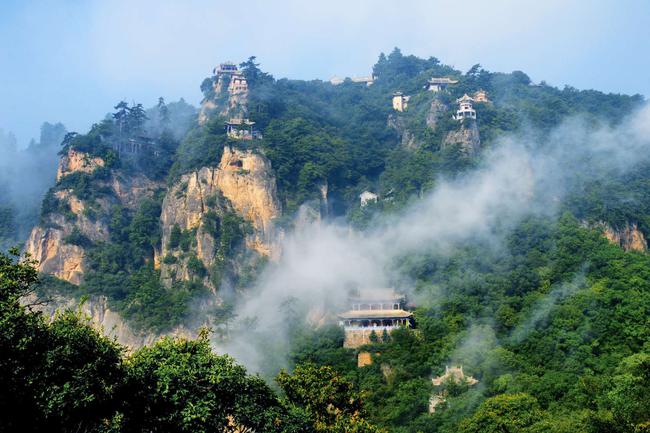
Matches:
[[459, 393, 542, 433], [277, 363, 384, 433], [120, 333, 288, 433]]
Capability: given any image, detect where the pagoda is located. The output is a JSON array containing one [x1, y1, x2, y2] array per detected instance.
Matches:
[[454, 94, 477, 121]]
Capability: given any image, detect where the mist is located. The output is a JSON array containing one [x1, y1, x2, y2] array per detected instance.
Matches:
[[218, 103, 650, 374], [0, 123, 67, 249]]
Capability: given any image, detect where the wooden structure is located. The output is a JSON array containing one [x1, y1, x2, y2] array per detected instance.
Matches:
[[225, 118, 261, 140], [427, 77, 459, 92], [339, 289, 413, 348]]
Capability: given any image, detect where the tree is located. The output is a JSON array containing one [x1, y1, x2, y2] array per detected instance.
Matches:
[[459, 393, 542, 433], [113, 101, 130, 136], [127, 103, 148, 135], [276, 363, 384, 432], [0, 250, 124, 433], [240, 56, 273, 86], [607, 353, 650, 431], [120, 333, 287, 433], [157, 97, 170, 125]]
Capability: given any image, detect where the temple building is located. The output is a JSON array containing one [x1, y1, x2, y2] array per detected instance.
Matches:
[[429, 366, 478, 413], [214, 61, 239, 75], [225, 118, 261, 140], [454, 94, 477, 121], [338, 288, 413, 348], [359, 191, 378, 207], [473, 89, 489, 103], [427, 77, 459, 92], [227, 72, 248, 94], [392, 92, 410, 112], [329, 75, 376, 86], [350, 75, 375, 86]]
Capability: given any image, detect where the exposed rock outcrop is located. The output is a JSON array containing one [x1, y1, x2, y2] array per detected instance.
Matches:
[[159, 146, 281, 287], [387, 114, 418, 150], [28, 293, 194, 349], [26, 160, 161, 285], [56, 149, 105, 181], [443, 120, 481, 155], [595, 221, 647, 252], [26, 227, 86, 284], [215, 147, 282, 256], [198, 73, 249, 126], [426, 98, 447, 130]]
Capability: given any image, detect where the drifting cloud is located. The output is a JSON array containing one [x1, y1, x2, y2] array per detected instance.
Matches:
[[219, 104, 650, 373]]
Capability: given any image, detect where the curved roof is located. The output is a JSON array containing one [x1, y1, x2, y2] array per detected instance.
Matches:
[[349, 288, 403, 302], [339, 309, 413, 319]]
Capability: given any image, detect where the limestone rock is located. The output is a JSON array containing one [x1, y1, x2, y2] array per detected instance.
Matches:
[[25, 226, 85, 284], [443, 120, 481, 155], [26, 168, 161, 285], [159, 146, 281, 287], [596, 221, 647, 252], [27, 293, 194, 350], [215, 146, 281, 256], [56, 149, 105, 181], [426, 98, 447, 130], [387, 114, 419, 150]]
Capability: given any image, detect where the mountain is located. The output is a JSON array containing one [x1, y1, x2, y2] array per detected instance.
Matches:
[[6, 49, 650, 432]]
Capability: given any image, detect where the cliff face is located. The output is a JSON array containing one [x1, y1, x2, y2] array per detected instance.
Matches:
[[159, 146, 281, 287], [26, 226, 86, 284], [387, 115, 419, 150], [443, 120, 481, 156], [216, 146, 281, 255], [28, 293, 193, 349], [426, 98, 447, 131], [198, 74, 249, 126], [56, 149, 105, 181], [26, 150, 162, 285], [597, 221, 648, 252]]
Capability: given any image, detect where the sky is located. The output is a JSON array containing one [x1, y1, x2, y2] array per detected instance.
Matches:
[[1, 0, 649, 147]]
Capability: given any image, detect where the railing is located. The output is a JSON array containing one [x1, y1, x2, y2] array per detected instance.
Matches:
[[343, 325, 402, 332]]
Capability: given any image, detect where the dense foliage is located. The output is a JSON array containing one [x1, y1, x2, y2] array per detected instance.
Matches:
[[10, 49, 650, 431], [289, 214, 650, 433], [0, 250, 381, 432]]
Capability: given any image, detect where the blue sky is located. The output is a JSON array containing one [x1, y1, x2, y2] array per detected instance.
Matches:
[[1, 0, 649, 147]]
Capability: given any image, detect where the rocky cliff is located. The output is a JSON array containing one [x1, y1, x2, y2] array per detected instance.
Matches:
[[26, 149, 162, 285], [159, 146, 281, 288], [28, 293, 193, 349], [425, 98, 447, 130], [198, 74, 249, 126], [387, 115, 419, 150], [596, 221, 648, 252], [56, 149, 105, 181], [216, 146, 281, 255], [443, 120, 481, 156]]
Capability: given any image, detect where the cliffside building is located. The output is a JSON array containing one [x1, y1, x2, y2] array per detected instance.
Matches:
[[427, 77, 459, 92], [351, 75, 375, 86], [214, 61, 239, 75], [454, 94, 477, 121], [225, 118, 261, 140], [473, 89, 489, 103], [228, 72, 248, 94], [392, 92, 410, 112], [339, 289, 413, 348], [359, 191, 378, 207], [429, 366, 478, 413], [330, 75, 376, 86]]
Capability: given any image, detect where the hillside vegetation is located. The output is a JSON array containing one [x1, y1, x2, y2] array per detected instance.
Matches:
[[1, 49, 648, 432]]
